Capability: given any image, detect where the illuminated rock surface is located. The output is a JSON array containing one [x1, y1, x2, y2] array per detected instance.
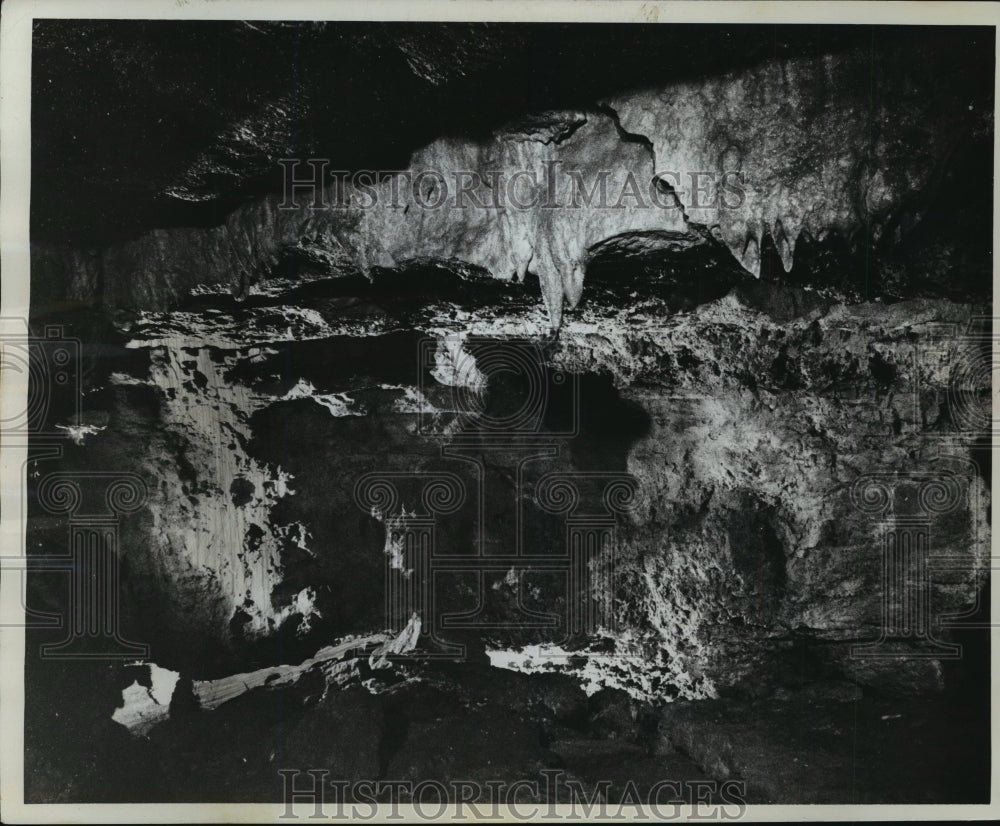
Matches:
[[23, 21, 992, 806]]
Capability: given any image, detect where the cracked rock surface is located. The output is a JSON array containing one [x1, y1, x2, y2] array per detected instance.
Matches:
[[27, 267, 989, 704], [31, 25, 992, 323], [23, 20, 992, 806]]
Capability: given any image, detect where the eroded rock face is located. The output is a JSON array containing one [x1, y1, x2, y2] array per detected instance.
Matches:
[[35, 108, 686, 326], [31, 37, 992, 326], [29, 268, 989, 701], [603, 44, 986, 277], [22, 21, 992, 806]]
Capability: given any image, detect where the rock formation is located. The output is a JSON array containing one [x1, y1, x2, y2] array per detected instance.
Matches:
[[23, 20, 992, 805]]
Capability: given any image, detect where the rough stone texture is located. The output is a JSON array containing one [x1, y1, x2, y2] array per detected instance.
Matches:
[[355, 111, 691, 327], [25, 639, 988, 803], [31, 32, 993, 326], [23, 21, 992, 805], [28, 272, 990, 696], [661, 688, 990, 803], [44, 23, 978, 245], [603, 44, 988, 277], [33, 109, 691, 327]]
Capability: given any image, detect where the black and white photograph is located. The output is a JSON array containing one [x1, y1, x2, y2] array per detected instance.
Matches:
[[1, 1, 997, 820]]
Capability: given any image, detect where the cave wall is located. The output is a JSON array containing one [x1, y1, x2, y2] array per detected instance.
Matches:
[[19, 21, 995, 807], [30, 271, 988, 703], [23, 19, 993, 704], [30, 33, 993, 327]]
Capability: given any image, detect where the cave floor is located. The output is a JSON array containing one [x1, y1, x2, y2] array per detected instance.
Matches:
[[25, 655, 989, 805]]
